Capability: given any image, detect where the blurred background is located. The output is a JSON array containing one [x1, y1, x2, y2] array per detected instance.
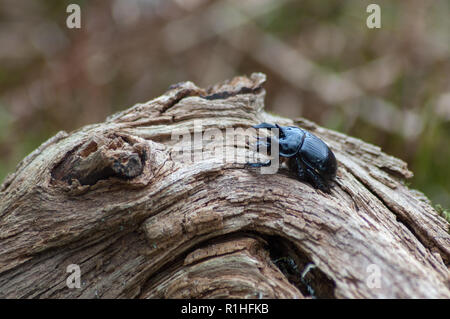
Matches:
[[0, 0, 449, 208]]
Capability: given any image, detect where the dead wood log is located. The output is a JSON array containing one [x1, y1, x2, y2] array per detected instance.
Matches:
[[0, 73, 449, 298]]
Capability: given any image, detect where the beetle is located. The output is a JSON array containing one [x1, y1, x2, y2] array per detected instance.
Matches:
[[247, 123, 337, 192]]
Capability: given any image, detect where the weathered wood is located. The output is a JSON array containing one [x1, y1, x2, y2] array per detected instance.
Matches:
[[0, 73, 449, 298]]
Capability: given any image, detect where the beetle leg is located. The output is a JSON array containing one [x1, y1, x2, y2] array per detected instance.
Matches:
[[256, 136, 271, 142], [246, 160, 272, 168], [248, 136, 272, 167], [288, 157, 305, 180], [304, 167, 330, 192], [255, 137, 271, 153], [295, 157, 306, 180], [252, 123, 278, 129]]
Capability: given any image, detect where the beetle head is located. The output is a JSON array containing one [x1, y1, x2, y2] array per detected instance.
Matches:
[[275, 124, 305, 157], [253, 123, 305, 157], [276, 124, 301, 138]]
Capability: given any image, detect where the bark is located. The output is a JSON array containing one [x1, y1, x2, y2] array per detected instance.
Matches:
[[0, 73, 449, 298]]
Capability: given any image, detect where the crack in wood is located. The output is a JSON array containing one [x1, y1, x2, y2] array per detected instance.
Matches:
[[51, 134, 146, 187], [265, 235, 336, 299]]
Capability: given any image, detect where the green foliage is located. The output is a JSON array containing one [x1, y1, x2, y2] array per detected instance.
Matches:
[[435, 204, 450, 224]]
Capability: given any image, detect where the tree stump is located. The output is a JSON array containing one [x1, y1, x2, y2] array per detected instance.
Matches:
[[0, 73, 449, 298]]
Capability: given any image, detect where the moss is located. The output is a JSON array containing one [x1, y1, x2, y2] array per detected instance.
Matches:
[[435, 204, 450, 234]]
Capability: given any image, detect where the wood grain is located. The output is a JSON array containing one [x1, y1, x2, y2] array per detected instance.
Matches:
[[0, 73, 448, 298]]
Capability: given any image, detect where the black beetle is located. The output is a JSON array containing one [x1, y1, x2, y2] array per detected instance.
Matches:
[[247, 123, 337, 192]]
